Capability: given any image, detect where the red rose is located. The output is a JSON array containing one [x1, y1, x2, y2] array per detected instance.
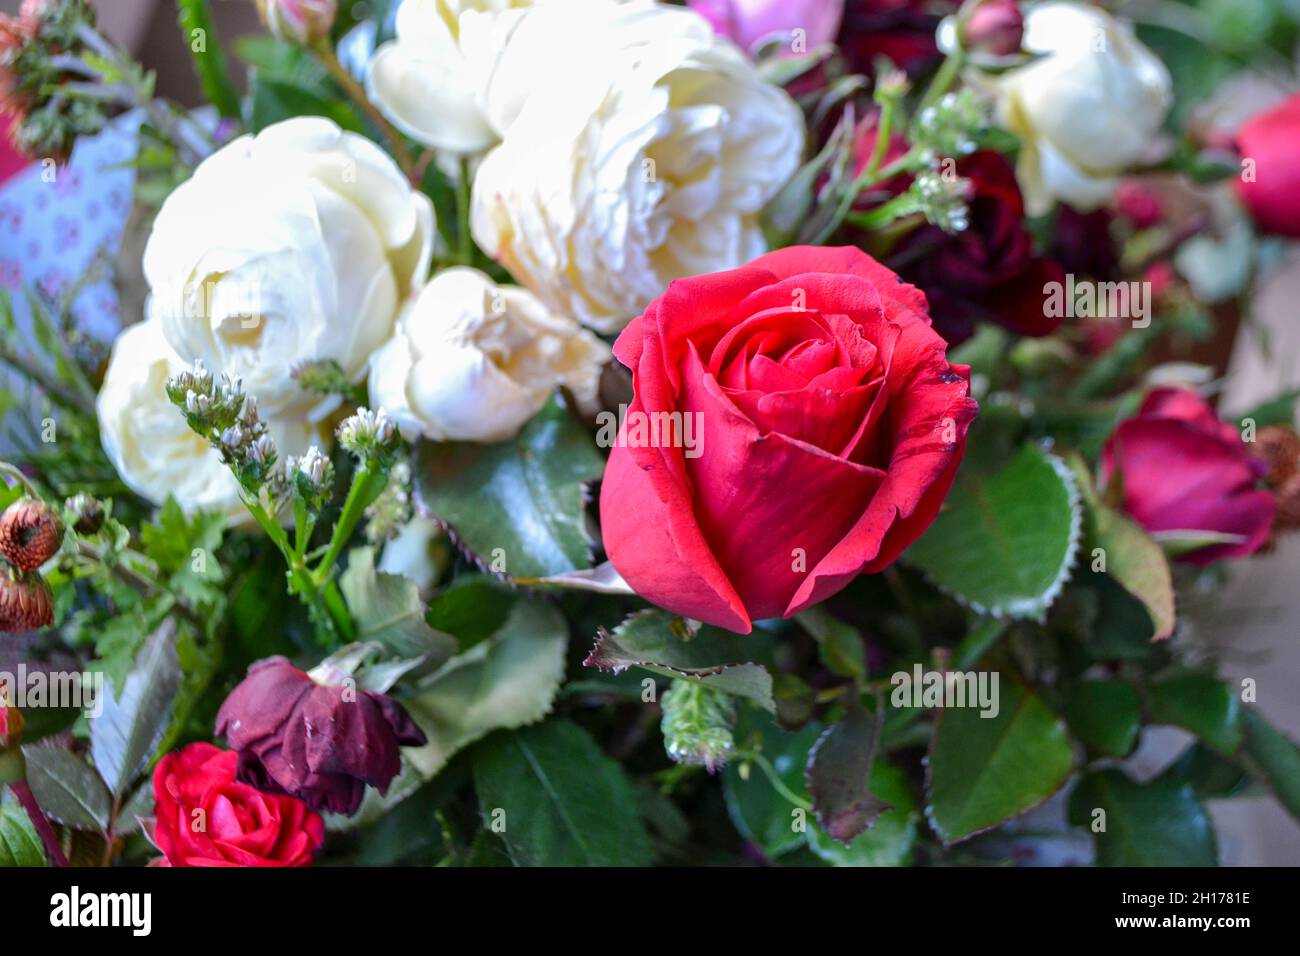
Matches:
[[1235, 93, 1300, 239], [216, 656, 426, 816], [152, 743, 324, 867], [599, 246, 977, 632], [1102, 387, 1275, 565]]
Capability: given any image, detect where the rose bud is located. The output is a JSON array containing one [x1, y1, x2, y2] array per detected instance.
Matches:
[[216, 656, 427, 816], [600, 246, 978, 632], [1234, 93, 1300, 239], [1114, 180, 1164, 229], [963, 0, 1023, 57], [254, 0, 336, 47], [0, 566, 54, 633], [152, 743, 323, 867], [1102, 387, 1275, 564], [0, 498, 63, 572]]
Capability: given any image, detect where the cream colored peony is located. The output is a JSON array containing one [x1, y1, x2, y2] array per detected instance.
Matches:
[[469, 0, 805, 333], [365, 0, 544, 155], [368, 267, 610, 443], [142, 117, 434, 418], [990, 2, 1171, 215], [96, 321, 320, 519]]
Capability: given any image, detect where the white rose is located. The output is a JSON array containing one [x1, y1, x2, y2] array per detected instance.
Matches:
[[143, 116, 434, 418], [96, 321, 321, 520], [469, 0, 804, 333], [368, 267, 610, 442], [992, 2, 1171, 215], [366, 0, 547, 155]]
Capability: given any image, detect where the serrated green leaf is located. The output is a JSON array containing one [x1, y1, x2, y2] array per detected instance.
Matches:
[[23, 746, 112, 831], [339, 546, 456, 669], [905, 444, 1081, 619], [413, 400, 604, 579], [806, 760, 917, 867], [1148, 674, 1242, 755], [402, 596, 567, 779], [1063, 679, 1141, 757], [806, 701, 888, 843], [90, 619, 181, 797], [0, 802, 46, 867], [584, 610, 774, 712], [926, 678, 1074, 844], [473, 720, 653, 867], [1068, 768, 1217, 866]]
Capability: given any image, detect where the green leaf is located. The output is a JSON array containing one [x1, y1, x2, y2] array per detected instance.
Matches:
[[796, 606, 866, 680], [248, 74, 365, 134], [139, 498, 226, 610], [0, 802, 46, 867], [423, 575, 517, 650], [1242, 709, 1300, 822], [806, 701, 888, 843], [402, 595, 567, 779], [1068, 768, 1217, 866], [722, 708, 821, 857], [1147, 674, 1242, 755], [339, 546, 456, 669], [905, 444, 1082, 619], [1067, 455, 1175, 641], [1161, 744, 1248, 801], [926, 678, 1074, 844], [472, 720, 653, 867], [413, 400, 604, 579], [806, 760, 917, 867], [584, 610, 774, 712], [89, 619, 181, 797], [23, 746, 112, 832], [176, 0, 241, 118], [1062, 680, 1141, 757]]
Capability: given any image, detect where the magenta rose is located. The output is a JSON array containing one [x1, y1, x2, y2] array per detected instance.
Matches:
[[1102, 387, 1275, 564]]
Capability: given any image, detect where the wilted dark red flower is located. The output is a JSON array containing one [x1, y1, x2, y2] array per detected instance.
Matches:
[[0, 498, 63, 572], [152, 743, 323, 867], [216, 656, 427, 816], [0, 565, 53, 633], [1102, 388, 1275, 564], [839, 0, 952, 78]]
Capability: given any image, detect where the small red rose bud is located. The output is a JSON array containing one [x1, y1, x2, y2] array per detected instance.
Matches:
[[1115, 180, 1165, 229], [0, 498, 64, 572], [0, 566, 54, 633], [964, 1, 1023, 57]]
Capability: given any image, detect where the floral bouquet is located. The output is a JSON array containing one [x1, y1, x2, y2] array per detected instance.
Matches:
[[1, 0, 1299, 871]]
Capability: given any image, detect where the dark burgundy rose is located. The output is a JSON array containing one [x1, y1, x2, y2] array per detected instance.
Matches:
[[848, 121, 1063, 342], [216, 656, 427, 816], [1049, 205, 1119, 281], [839, 0, 953, 78]]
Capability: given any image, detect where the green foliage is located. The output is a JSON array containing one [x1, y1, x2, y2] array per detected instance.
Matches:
[[906, 444, 1082, 619], [1069, 769, 1217, 866], [927, 679, 1074, 844], [413, 400, 604, 579], [806, 761, 918, 867], [0, 801, 46, 867], [339, 546, 456, 667], [472, 720, 653, 867], [1063, 680, 1141, 757]]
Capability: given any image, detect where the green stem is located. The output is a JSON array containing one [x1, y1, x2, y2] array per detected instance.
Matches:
[[738, 750, 811, 811], [312, 463, 386, 586], [0, 461, 39, 498], [456, 157, 473, 265]]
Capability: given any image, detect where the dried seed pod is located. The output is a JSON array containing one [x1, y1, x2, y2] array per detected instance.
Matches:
[[65, 492, 104, 535], [0, 566, 54, 633], [0, 498, 64, 572]]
